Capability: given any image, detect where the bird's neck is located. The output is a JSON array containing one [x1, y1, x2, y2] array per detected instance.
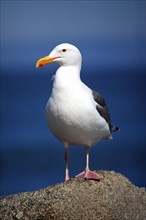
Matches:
[[53, 66, 81, 89]]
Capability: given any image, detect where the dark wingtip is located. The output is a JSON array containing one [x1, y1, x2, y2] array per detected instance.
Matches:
[[112, 126, 120, 132]]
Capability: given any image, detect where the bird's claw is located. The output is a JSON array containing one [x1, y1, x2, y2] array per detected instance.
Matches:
[[75, 169, 101, 181]]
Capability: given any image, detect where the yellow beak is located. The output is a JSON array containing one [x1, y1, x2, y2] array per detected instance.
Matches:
[[36, 55, 59, 68]]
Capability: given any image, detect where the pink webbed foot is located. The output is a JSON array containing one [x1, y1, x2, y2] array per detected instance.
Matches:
[[75, 169, 101, 181]]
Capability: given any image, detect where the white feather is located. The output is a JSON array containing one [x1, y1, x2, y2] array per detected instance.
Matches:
[[46, 60, 110, 146]]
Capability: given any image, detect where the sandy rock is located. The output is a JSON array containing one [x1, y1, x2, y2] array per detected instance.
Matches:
[[0, 171, 146, 220]]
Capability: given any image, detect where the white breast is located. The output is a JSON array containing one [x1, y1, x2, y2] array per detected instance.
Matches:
[[46, 66, 110, 146]]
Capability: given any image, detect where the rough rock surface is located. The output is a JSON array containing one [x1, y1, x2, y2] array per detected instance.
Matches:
[[0, 171, 146, 220]]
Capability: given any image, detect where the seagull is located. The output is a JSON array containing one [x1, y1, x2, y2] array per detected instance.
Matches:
[[36, 43, 119, 182]]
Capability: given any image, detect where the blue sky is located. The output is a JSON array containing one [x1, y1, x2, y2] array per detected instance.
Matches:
[[1, 0, 145, 70]]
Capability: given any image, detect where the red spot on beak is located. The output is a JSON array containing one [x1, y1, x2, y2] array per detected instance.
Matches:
[[39, 63, 44, 67]]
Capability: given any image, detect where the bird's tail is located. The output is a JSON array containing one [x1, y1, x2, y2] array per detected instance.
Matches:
[[111, 126, 120, 132]]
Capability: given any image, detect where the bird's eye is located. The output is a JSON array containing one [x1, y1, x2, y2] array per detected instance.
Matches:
[[62, 49, 67, 52]]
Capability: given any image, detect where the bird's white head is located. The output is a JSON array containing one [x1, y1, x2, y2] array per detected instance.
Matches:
[[36, 43, 82, 70]]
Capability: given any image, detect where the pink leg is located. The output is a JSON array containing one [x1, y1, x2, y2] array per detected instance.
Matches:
[[64, 145, 71, 182], [75, 146, 101, 180]]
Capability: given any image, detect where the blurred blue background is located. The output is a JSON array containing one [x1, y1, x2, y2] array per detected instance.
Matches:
[[0, 1, 145, 195]]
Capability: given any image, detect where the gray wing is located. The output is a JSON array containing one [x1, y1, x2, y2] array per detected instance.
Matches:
[[92, 90, 119, 133]]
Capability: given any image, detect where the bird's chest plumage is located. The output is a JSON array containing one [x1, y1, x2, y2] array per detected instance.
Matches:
[[46, 74, 110, 145], [47, 84, 93, 125]]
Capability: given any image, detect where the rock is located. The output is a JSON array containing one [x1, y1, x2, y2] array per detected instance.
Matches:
[[0, 171, 146, 220]]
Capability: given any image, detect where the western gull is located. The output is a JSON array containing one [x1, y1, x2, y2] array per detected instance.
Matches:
[[36, 43, 119, 182]]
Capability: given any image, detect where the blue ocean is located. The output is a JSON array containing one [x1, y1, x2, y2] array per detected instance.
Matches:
[[0, 66, 145, 195]]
